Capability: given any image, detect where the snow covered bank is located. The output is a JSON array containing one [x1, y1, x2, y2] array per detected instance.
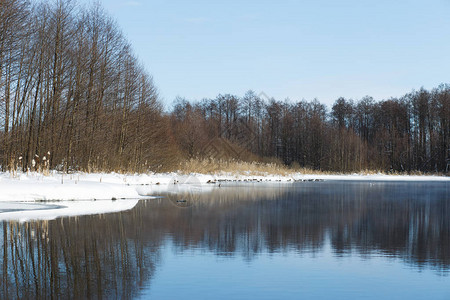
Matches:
[[0, 171, 447, 222], [0, 171, 448, 202], [291, 173, 450, 182], [0, 199, 139, 222], [0, 173, 140, 201]]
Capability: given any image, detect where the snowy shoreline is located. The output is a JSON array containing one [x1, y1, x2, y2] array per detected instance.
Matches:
[[0, 171, 448, 202], [0, 171, 447, 222]]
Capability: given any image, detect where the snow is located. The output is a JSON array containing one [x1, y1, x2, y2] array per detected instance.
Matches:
[[0, 171, 447, 222], [291, 173, 450, 182], [0, 199, 139, 222], [0, 173, 140, 201], [0, 171, 448, 202]]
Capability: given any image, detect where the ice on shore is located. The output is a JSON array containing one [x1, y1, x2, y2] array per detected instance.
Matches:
[[0, 199, 139, 222], [0, 171, 447, 222], [0, 171, 448, 202]]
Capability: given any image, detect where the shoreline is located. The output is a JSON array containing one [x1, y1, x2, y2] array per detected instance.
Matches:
[[0, 171, 447, 222], [0, 171, 448, 202]]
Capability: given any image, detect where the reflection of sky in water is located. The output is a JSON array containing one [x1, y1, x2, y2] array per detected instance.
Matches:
[[0, 181, 449, 299], [145, 237, 449, 300]]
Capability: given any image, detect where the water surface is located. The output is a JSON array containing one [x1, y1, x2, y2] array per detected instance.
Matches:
[[1, 181, 449, 299]]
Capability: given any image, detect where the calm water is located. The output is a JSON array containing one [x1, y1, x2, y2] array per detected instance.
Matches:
[[1, 181, 449, 299]]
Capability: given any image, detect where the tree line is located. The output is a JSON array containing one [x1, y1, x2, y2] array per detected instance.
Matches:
[[1, 0, 448, 174], [170, 86, 449, 173], [0, 0, 177, 172]]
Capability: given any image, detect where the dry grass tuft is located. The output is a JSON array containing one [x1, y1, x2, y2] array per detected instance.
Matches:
[[177, 158, 332, 176]]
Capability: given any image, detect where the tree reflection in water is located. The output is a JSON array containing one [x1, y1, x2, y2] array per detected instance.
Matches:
[[1, 181, 448, 298], [154, 182, 450, 271], [1, 209, 159, 299]]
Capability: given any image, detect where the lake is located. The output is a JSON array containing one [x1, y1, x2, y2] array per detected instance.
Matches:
[[1, 181, 449, 299]]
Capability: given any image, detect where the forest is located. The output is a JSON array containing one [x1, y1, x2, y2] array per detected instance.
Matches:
[[172, 88, 449, 173], [1, 0, 449, 173]]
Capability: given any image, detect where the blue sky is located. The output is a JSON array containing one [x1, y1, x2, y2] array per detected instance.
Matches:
[[82, 0, 450, 107]]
